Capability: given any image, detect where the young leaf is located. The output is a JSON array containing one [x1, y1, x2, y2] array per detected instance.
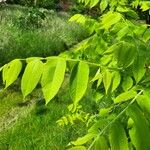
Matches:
[[122, 76, 133, 91], [3, 59, 22, 88], [114, 90, 137, 103], [109, 122, 129, 150], [70, 61, 89, 105], [127, 104, 150, 150], [21, 60, 43, 98], [41, 58, 66, 104], [132, 55, 146, 83]]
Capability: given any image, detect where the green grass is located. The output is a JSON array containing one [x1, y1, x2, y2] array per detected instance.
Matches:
[[0, 78, 96, 149], [0, 83, 87, 150], [0, 101, 85, 150], [0, 5, 88, 66]]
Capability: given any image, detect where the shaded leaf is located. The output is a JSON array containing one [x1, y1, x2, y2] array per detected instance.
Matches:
[[109, 122, 129, 150], [94, 135, 108, 150], [127, 104, 150, 150], [122, 76, 133, 91], [132, 55, 146, 83]]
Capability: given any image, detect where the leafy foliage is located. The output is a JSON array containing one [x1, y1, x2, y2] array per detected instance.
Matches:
[[1, 0, 150, 149]]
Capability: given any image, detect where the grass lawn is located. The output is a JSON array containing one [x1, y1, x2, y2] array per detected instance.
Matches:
[[0, 82, 87, 149]]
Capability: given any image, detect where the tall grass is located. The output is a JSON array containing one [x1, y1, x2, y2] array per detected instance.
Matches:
[[0, 5, 88, 65]]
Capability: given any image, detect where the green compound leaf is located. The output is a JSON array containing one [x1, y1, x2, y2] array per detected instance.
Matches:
[[122, 76, 133, 91], [100, 0, 108, 12], [136, 94, 150, 114], [111, 71, 121, 92], [94, 135, 109, 150], [3, 59, 22, 88], [21, 59, 43, 98], [127, 104, 150, 150], [41, 57, 66, 104], [101, 12, 122, 30], [114, 90, 137, 103], [70, 61, 89, 105], [114, 42, 136, 68], [109, 122, 129, 150], [132, 54, 146, 83], [71, 133, 95, 146], [102, 69, 112, 94]]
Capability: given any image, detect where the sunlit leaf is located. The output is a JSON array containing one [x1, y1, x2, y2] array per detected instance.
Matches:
[[70, 61, 89, 105], [41, 57, 66, 104], [3, 59, 22, 88], [21, 59, 43, 98], [114, 90, 137, 103]]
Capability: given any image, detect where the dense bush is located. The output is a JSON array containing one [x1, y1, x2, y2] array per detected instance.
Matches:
[[17, 8, 46, 29], [6, 0, 75, 10]]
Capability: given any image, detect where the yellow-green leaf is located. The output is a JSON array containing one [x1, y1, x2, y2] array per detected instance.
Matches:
[[111, 71, 121, 92], [102, 69, 112, 94], [70, 61, 89, 105], [101, 12, 122, 29], [69, 146, 86, 150], [3, 59, 22, 88], [114, 90, 137, 103], [100, 0, 108, 12], [71, 133, 95, 146], [21, 60, 43, 98], [136, 95, 150, 114], [41, 58, 66, 104]]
